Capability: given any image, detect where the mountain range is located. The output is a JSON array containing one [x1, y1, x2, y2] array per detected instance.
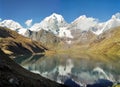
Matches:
[[1, 13, 120, 37], [1, 13, 120, 55]]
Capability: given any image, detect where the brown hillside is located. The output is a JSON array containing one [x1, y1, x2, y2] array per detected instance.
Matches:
[[89, 26, 120, 55], [0, 27, 47, 56]]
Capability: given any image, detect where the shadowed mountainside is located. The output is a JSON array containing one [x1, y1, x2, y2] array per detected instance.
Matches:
[[0, 49, 67, 87], [0, 27, 48, 56]]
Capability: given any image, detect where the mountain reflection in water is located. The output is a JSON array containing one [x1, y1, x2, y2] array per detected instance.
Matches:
[[14, 54, 120, 85]]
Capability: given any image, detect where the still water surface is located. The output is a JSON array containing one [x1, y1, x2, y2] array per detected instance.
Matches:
[[14, 54, 120, 85]]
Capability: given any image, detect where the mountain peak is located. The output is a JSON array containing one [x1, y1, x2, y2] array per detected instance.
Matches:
[[52, 13, 60, 16], [78, 15, 87, 19], [0, 20, 22, 30], [71, 15, 98, 32], [44, 13, 65, 22], [111, 13, 120, 19], [30, 13, 68, 34]]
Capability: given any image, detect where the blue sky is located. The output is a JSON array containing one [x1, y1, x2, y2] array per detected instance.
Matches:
[[0, 0, 120, 26]]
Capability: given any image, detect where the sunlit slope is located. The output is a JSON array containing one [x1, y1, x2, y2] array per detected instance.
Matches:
[[89, 26, 120, 55]]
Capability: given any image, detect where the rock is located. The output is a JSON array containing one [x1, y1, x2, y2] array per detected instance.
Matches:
[[9, 77, 19, 87], [87, 79, 113, 87], [64, 78, 80, 87]]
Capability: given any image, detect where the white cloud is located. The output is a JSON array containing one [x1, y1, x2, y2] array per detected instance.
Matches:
[[25, 19, 32, 27], [0, 18, 2, 21]]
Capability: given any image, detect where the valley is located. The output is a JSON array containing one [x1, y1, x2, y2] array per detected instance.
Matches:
[[1, 13, 120, 55]]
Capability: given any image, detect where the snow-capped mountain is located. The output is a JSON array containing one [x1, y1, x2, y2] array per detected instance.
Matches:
[[95, 13, 120, 35], [0, 20, 22, 30], [0, 20, 27, 35], [70, 15, 98, 31], [30, 13, 68, 34], [1, 13, 120, 42], [29, 13, 73, 39], [70, 13, 120, 35]]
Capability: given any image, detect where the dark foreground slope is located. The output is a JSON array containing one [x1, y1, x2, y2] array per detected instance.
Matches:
[[0, 27, 47, 56], [0, 49, 67, 87]]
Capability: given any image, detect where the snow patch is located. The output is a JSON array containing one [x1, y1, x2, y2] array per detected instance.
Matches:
[[59, 27, 73, 38], [18, 28, 27, 35], [25, 19, 32, 27], [30, 23, 42, 31], [31, 70, 40, 74]]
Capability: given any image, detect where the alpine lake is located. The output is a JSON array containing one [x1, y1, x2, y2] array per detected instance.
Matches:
[[14, 53, 120, 86]]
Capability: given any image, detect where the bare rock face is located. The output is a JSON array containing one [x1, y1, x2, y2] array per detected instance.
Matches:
[[70, 29, 97, 45], [0, 49, 67, 87], [24, 29, 60, 48]]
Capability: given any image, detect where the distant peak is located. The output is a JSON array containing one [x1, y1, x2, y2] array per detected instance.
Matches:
[[77, 15, 96, 20], [2, 19, 15, 22], [79, 15, 87, 19], [1, 20, 21, 26], [1, 20, 21, 25], [73, 15, 88, 22], [111, 13, 120, 19], [44, 13, 65, 22], [73, 15, 97, 23], [51, 13, 60, 16], [0, 19, 22, 30], [50, 13, 63, 19]]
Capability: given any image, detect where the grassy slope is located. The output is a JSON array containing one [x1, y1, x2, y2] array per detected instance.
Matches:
[[0, 27, 47, 56], [52, 27, 120, 55], [89, 27, 120, 55]]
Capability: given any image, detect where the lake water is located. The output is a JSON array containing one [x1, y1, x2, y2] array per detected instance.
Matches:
[[14, 53, 120, 85]]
